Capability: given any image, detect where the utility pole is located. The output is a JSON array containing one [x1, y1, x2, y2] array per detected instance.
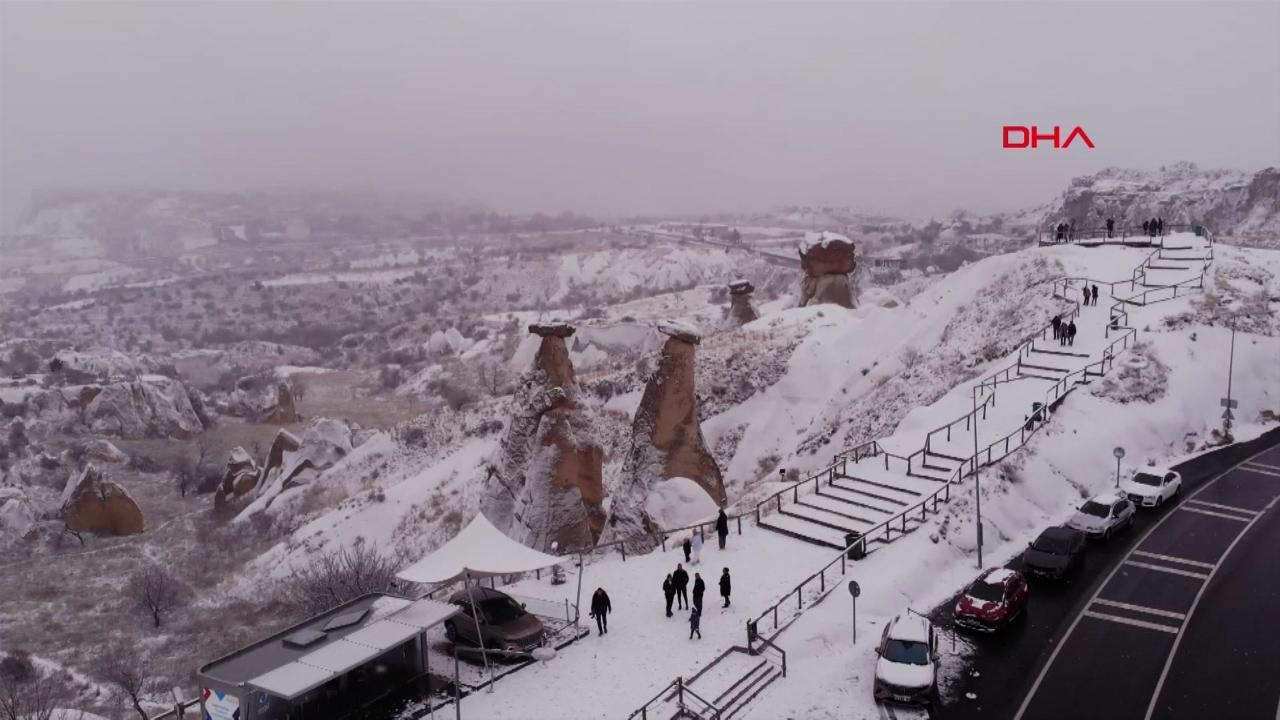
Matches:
[[1223, 323, 1237, 438], [972, 397, 983, 568]]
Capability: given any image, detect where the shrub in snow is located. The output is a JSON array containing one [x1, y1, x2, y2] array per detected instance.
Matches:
[[1091, 342, 1170, 404]]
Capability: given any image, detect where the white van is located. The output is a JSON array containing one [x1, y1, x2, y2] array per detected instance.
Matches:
[[873, 613, 938, 707]]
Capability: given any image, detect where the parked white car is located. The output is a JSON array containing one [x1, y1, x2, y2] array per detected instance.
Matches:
[[1120, 468, 1182, 508], [873, 613, 938, 707], [1067, 492, 1135, 539]]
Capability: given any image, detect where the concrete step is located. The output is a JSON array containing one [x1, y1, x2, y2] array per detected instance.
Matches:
[[815, 485, 903, 516], [907, 466, 954, 483], [801, 491, 893, 521], [1018, 369, 1068, 382], [1018, 361, 1071, 375], [1027, 344, 1090, 358], [833, 473, 924, 500], [722, 665, 782, 720], [758, 514, 845, 549], [781, 503, 876, 533]]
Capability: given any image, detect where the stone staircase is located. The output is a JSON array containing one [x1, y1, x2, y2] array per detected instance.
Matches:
[[756, 232, 1216, 553], [632, 647, 784, 720]]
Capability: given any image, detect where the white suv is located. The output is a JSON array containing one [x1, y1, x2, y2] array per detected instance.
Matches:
[[1120, 468, 1182, 508], [873, 613, 938, 707]]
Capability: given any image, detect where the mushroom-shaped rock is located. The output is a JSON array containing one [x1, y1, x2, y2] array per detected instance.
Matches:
[[798, 231, 856, 308], [725, 280, 758, 326], [60, 465, 145, 536], [601, 324, 726, 550], [528, 321, 577, 339], [529, 322, 578, 391], [656, 319, 702, 345]]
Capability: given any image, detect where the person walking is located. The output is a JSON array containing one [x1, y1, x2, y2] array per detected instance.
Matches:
[[715, 509, 729, 550], [1082, 286, 1090, 306], [692, 573, 706, 614], [1106, 217, 1115, 239], [663, 574, 675, 618], [1142, 219, 1150, 237], [682, 536, 692, 564], [1158, 218, 1165, 236], [1067, 321, 1077, 347], [1091, 284, 1099, 306], [691, 532, 703, 565], [673, 564, 689, 610], [1059, 317, 1068, 346], [590, 587, 611, 636], [1051, 315, 1061, 341], [689, 606, 702, 639], [720, 568, 732, 608]]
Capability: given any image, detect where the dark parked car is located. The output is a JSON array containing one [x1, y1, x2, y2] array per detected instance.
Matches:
[[1022, 526, 1086, 581], [954, 567, 1030, 633], [444, 586, 545, 654]]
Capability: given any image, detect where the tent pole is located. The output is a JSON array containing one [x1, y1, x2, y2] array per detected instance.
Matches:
[[574, 553, 584, 631], [453, 644, 461, 720], [464, 571, 494, 693]]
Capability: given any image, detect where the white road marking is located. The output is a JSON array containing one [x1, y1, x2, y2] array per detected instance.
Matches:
[[1244, 461, 1280, 472], [1185, 498, 1258, 516], [1124, 560, 1211, 580], [1084, 611, 1180, 635], [1014, 443, 1277, 720], [1179, 505, 1251, 522], [1093, 598, 1187, 621], [1131, 550, 1215, 570], [1242, 464, 1280, 479]]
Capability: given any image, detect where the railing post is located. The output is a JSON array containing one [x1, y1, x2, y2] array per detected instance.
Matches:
[[737, 516, 742, 535]]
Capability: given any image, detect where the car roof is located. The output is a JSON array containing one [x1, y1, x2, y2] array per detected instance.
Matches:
[[1133, 467, 1172, 476], [448, 586, 512, 604], [979, 567, 1020, 586], [1038, 525, 1081, 541], [887, 613, 931, 643], [1087, 492, 1126, 505]]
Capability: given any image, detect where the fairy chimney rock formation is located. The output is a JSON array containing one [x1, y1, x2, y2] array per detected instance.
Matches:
[[726, 280, 758, 326], [799, 231, 856, 308], [262, 382, 300, 425], [482, 321, 605, 552], [60, 465, 145, 536], [602, 320, 726, 549]]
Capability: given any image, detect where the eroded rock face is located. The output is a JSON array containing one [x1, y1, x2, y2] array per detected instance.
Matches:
[[603, 321, 725, 549], [60, 465, 145, 536], [221, 446, 261, 498], [261, 382, 300, 425], [726, 280, 758, 326], [483, 323, 605, 552], [0, 487, 37, 547], [799, 232, 856, 308], [19, 376, 203, 440], [234, 420, 356, 520]]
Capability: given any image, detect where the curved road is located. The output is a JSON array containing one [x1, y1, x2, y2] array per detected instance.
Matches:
[[933, 428, 1280, 720]]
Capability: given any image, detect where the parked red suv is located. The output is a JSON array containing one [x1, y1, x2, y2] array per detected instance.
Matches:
[[953, 567, 1029, 633]]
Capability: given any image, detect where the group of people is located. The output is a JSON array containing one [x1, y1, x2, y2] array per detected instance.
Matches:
[[663, 565, 732, 639], [1053, 216, 1168, 242], [1053, 222, 1075, 242], [1143, 218, 1166, 237], [1081, 283, 1100, 306], [587, 509, 736, 640], [1051, 314, 1077, 346]]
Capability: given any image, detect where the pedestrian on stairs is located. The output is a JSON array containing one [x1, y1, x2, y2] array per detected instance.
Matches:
[[1052, 315, 1061, 341], [692, 573, 706, 614], [689, 606, 702, 639], [682, 536, 692, 564], [1091, 284, 1099, 306], [692, 532, 704, 565], [590, 587, 612, 635], [1067, 321, 1077, 346], [716, 509, 730, 550], [720, 568, 732, 608], [673, 564, 689, 610], [663, 574, 675, 617], [1158, 218, 1165, 236]]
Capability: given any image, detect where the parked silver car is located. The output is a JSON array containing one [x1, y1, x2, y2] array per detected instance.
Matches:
[[1067, 493, 1135, 540]]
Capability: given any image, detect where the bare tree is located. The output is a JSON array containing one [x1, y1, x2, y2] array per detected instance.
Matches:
[[126, 564, 188, 628], [283, 541, 407, 615], [175, 437, 211, 497], [476, 360, 507, 396], [102, 646, 152, 720], [0, 654, 72, 720]]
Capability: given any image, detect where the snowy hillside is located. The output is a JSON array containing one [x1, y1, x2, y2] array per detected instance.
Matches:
[[1049, 162, 1280, 246]]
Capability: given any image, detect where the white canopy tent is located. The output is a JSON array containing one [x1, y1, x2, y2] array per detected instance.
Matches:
[[397, 514, 582, 695]]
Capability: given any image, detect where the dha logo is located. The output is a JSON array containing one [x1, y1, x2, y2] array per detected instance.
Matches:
[[1003, 126, 1095, 149]]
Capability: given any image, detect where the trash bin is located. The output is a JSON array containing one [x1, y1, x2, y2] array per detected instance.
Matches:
[[1193, 225, 1204, 237], [845, 532, 866, 560], [1031, 401, 1044, 422]]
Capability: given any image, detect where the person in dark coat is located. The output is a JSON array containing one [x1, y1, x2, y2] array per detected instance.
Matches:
[[590, 587, 611, 635], [720, 568, 732, 608], [1051, 315, 1061, 340], [682, 537, 692, 564], [689, 606, 702, 639], [1068, 221, 1075, 241], [1158, 218, 1165, 236], [1059, 317, 1068, 346], [1143, 219, 1150, 236], [672, 564, 689, 610], [715, 509, 729, 550], [1082, 286, 1091, 306], [692, 573, 705, 614], [1067, 321, 1077, 346], [1091, 284, 1099, 306], [1106, 218, 1115, 239], [663, 574, 675, 618]]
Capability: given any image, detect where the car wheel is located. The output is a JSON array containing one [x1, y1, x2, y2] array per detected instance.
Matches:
[[1155, 496, 1163, 509], [1104, 528, 1112, 542]]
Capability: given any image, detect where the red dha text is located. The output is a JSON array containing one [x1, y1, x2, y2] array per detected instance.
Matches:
[[1003, 126, 1095, 149]]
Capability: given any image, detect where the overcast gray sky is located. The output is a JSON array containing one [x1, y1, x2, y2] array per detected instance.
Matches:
[[2, 1, 1277, 225]]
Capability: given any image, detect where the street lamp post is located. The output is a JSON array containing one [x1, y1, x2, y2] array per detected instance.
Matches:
[[973, 396, 983, 569], [1113, 446, 1126, 487]]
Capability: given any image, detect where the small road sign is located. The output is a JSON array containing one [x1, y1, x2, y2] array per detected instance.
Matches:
[[1221, 398, 1238, 409], [848, 581, 861, 598], [1222, 408, 1235, 421], [1113, 447, 1126, 459]]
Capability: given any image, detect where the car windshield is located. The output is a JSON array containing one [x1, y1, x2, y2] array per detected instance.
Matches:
[[1132, 472, 1163, 487], [480, 597, 526, 624], [1080, 501, 1110, 518], [966, 581, 1004, 602], [883, 639, 930, 666], [1032, 534, 1071, 554]]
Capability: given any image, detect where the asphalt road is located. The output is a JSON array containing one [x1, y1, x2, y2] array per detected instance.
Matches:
[[931, 427, 1280, 720]]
